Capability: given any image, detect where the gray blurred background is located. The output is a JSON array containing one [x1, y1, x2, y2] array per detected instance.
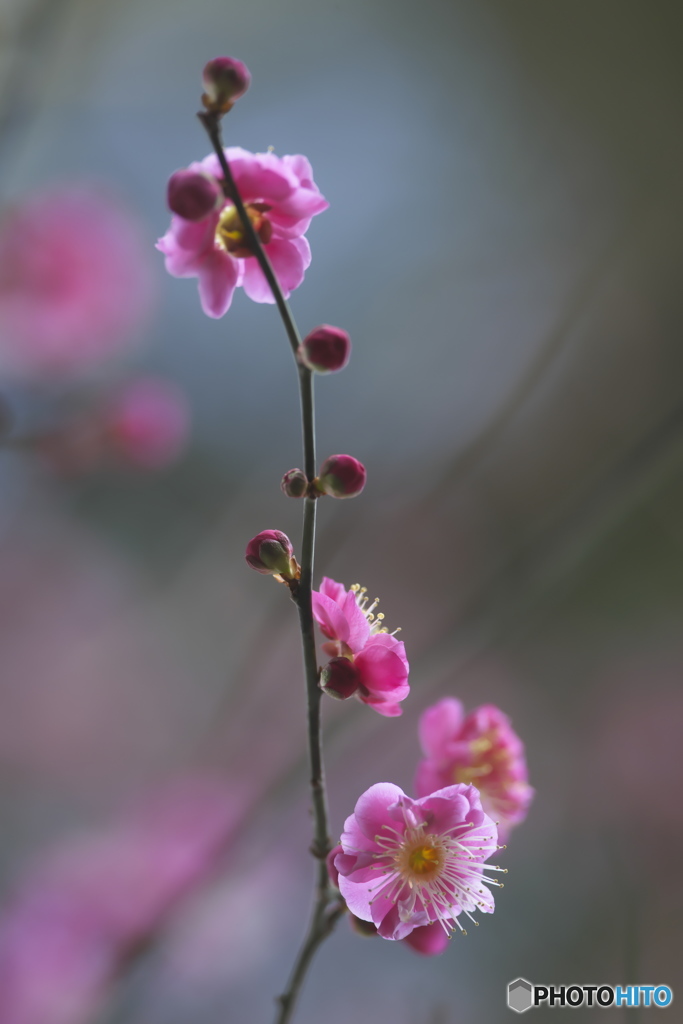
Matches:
[[0, 0, 682, 1020]]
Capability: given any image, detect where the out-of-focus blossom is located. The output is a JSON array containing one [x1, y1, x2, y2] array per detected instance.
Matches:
[[315, 454, 366, 499], [0, 778, 251, 1024], [245, 529, 298, 578], [201, 56, 251, 112], [334, 783, 502, 940], [157, 148, 327, 317], [298, 325, 351, 374], [415, 699, 533, 842], [312, 577, 409, 716], [103, 377, 190, 468], [0, 188, 153, 379]]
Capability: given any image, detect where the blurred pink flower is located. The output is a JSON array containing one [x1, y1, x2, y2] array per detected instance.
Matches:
[[312, 577, 409, 717], [0, 188, 153, 379], [0, 777, 251, 1024], [104, 377, 190, 468], [157, 148, 328, 317], [415, 699, 533, 842], [335, 782, 502, 941]]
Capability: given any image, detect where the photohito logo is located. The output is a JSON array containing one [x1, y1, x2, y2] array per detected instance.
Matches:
[[507, 979, 673, 1012]]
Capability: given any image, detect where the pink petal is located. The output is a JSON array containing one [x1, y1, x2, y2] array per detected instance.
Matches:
[[319, 577, 347, 605], [418, 698, 464, 761], [241, 238, 309, 304], [228, 149, 297, 203], [311, 591, 350, 643], [197, 250, 240, 318], [355, 644, 409, 697], [403, 921, 450, 956], [337, 874, 375, 923], [360, 698, 404, 718], [353, 783, 405, 841], [340, 592, 371, 653]]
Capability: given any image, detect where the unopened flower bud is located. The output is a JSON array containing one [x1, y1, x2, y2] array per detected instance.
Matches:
[[167, 170, 222, 222], [320, 657, 360, 700], [298, 325, 351, 374], [281, 468, 308, 498], [202, 57, 251, 113], [245, 529, 297, 577], [315, 454, 366, 499]]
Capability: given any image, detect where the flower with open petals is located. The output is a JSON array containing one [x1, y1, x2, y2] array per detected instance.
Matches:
[[415, 699, 534, 841], [334, 783, 504, 940], [312, 577, 409, 716], [157, 148, 328, 317]]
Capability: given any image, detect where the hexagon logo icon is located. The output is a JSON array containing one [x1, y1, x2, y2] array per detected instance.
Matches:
[[508, 978, 534, 1013]]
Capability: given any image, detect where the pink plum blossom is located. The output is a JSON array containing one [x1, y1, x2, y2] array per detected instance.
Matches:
[[0, 187, 153, 379], [312, 577, 409, 716], [0, 778, 250, 1024], [103, 377, 190, 468], [334, 782, 503, 940], [157, 148, 328, 318], [415, 699, 534, 841]]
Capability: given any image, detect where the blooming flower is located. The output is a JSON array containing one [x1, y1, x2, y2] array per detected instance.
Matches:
[[157, 148, 328, 318], [334, 782, 504, 940], [312, 577, 409, 716], [415, 698, 534, 841], [0, 187, 153, 379]]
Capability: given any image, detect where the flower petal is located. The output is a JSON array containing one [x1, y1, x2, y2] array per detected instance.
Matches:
[[311, 591, 350, 643], [403, 921, 451, 956], [353, 783, 406, 841], [418, 698, 464, 762], [241, 238, 308, 303], [197, 250, 240, 318]]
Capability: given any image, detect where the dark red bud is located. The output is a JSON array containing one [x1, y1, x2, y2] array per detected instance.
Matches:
[[298, 325, 351, 374], [316, 454, 366, 499], [320, 657, 360, 700], [202, 56, 251, 112], [245, 529, 296, 577], [167, 170, 222, 221]]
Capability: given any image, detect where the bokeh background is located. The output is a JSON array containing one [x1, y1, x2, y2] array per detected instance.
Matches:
[[0, 0, 682, 1020]]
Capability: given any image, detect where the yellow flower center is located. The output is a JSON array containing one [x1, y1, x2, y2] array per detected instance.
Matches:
[[214, 202, 272, 258], [408, 844, 441, 876]]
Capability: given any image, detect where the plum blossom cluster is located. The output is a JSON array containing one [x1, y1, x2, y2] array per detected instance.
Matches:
[[325, 698, 533, 953], [156, 53, 536, 1017]]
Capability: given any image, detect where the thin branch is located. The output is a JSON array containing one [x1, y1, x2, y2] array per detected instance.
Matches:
[[197, 112, 338, 1024]]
